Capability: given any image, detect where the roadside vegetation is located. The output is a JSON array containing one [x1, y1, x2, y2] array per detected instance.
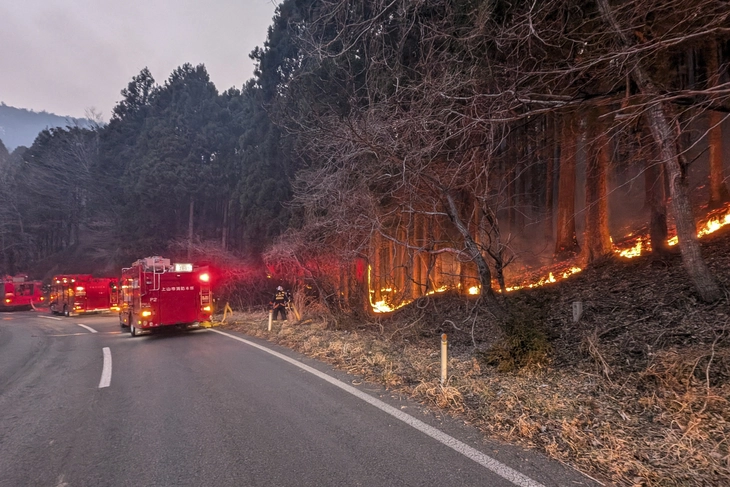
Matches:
[[221, 229, 730, 487]]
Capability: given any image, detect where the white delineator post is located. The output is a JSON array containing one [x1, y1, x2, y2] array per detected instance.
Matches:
[[572, 301, 583, 322], [441, 334, 448, 385], [268, 310, 273, 331]]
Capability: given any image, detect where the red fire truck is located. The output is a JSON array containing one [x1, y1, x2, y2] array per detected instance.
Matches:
[[49, 274, 119, 316], [119, 256, 212, 337], [1, 275, 45, 311]]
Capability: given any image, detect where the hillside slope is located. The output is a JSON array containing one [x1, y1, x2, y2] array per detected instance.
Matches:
[[0, 103, 92, 151], [223, 227, 730, 486]]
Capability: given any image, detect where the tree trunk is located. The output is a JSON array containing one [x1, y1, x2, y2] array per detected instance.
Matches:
[[706, 39, 729, 208], [645, 159, 669, 256], [396, 226, 406, 300], [554, 113, 580, 259], [187, 198, 194, 260], [422, 215, 434, 294], [444, 192, 501, 309], [582, 110, 613, 265], [544, 114, 556, 246], [221, 198, 230, 250], [596, 0, 721, 302], [411, 212, 423, 298], [372, 231, 382, 303], [648, 103, 721, 301], [708, 109, 729, 208]]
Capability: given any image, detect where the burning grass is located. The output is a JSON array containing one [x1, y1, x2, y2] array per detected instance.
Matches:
[[220, 227, 730, 486]]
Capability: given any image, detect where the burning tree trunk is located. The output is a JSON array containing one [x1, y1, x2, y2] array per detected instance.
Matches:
[[596, 0, 721, 303], [706, 39, 729, 209], [555, 113, 580, 259], [582, 109, 613, 265]]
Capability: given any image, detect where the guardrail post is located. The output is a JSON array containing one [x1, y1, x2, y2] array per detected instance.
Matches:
[[440, 333, 448, 385]]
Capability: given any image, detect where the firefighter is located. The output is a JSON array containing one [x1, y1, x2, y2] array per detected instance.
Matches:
[[270, 286, 290, 321]]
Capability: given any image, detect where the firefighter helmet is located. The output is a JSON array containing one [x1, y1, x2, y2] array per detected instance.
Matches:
[[277, 286, 283, 291]]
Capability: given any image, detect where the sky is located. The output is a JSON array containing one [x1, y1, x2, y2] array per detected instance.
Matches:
[[0, 0, 281, 120]]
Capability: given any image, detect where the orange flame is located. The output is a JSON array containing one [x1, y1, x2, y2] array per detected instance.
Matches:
[[369, 204, 730, 312], [504, 266, 583, 292], [615, 236, 646, 258], [698, 210, 730, 238], [614, 203, 730, 258]]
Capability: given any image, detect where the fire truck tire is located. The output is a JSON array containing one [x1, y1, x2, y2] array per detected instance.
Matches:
[[63, 305, 70, 317], [130, 323, 139, 337]]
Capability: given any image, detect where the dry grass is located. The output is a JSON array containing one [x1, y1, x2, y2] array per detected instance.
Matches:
[[218, 230, 730, 486]]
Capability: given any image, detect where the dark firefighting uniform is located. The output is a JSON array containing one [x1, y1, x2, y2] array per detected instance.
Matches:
[[271, 289, 290, 321]]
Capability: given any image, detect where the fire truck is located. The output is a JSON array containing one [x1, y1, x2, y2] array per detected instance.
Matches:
[[119, 256, 212, 337], [49, 274, 119, 316], [1, 275, 45, 311]]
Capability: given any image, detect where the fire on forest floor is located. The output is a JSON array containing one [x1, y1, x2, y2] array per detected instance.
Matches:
[[369, 204, 730, 312], [220, 226, 730, 487]]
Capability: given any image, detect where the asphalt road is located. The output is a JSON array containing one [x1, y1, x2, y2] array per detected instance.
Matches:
[[0, 311, 601, 487]]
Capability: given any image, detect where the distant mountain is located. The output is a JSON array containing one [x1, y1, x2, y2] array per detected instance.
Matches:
[[0, 103, 93, 151]]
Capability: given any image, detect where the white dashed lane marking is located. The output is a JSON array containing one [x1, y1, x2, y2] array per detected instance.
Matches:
[[99, 347, 112, 388]]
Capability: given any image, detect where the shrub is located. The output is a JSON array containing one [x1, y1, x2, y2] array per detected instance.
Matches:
[[482, 303, 552, 372]]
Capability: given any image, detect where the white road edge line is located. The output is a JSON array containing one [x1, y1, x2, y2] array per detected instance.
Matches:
[[209, 328, 545, 487], [77, 323, 97, 333], [99, 347, 112, 388], [38, 315, 62, 321]]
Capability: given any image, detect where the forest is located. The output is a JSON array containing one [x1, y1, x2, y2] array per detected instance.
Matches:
[[0, 0, 729, 313], [2, 2, 730, 484]]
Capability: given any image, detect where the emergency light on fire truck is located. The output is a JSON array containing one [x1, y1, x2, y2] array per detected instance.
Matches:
[[119, 256, 213, 337]]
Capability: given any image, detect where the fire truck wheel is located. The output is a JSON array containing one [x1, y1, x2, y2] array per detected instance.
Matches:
[[63, 305, 70, 317], [130, 323, 139, 337]]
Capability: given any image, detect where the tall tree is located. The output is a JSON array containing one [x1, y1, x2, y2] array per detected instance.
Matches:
[[120, 64, 223, 255], [582, 108, 613, 264], [705, 38, 730, 209], [645, 157, 670, 256], [595, 0, 723, 302], [555, 114, 580, 259], [0, 138, 8, 163]]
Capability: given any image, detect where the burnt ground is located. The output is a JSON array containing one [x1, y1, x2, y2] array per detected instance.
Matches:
[[223, 226, 730, 487]]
